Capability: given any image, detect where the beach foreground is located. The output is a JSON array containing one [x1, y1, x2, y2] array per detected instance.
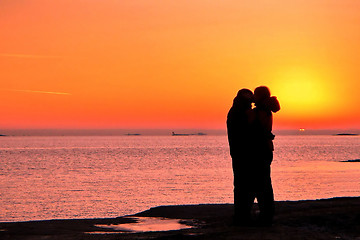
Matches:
[[1, 197, 359, 240]]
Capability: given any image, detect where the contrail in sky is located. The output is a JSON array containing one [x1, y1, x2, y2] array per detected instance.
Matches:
[[0, 53, 62, 59], [2, 89, 71, 95]]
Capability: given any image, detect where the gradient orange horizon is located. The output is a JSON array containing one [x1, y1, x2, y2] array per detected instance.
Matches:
[[1, 1, 360, 130]]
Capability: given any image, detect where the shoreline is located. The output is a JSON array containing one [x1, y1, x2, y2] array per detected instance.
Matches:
[[1, 197, 359, 239]]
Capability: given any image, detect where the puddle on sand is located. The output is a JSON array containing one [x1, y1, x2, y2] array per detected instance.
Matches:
[[94, 217, 194, 233]]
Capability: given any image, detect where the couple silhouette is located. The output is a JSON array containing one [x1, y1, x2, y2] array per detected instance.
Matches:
[[227, 86, 280, 226]]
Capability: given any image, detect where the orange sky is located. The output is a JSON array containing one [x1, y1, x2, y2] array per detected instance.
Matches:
[[1, 0, 360, 130]]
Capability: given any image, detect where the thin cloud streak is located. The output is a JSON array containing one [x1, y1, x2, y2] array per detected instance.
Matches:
[[2, 89, 71, 95], [0, 53, 62, 59]]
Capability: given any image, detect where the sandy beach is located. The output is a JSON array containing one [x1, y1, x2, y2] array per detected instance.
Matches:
[[0, 197, 359, 240]]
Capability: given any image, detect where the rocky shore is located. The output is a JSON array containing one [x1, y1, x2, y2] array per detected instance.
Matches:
[[1, 197, 359, 239]]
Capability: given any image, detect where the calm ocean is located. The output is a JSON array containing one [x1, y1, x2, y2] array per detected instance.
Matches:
[[0, 135, 359, 222]]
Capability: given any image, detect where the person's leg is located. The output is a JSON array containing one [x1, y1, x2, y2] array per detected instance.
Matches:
[[257, 185, 274, 224], [233, 156, 257, 225], [257, 163, 274, 225], [234, 170, 255, 225], [234, 186, 254, 225]]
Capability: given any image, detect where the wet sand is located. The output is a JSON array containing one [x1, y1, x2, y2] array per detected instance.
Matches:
[[1, 197, 359, 239]]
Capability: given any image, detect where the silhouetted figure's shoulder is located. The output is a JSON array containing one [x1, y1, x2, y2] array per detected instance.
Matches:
[[227, 106, 250, 141], [227, 89, 254, 158]]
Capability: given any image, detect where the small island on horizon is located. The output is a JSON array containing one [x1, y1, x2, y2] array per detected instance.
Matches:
[[335, 133, 359, 136]]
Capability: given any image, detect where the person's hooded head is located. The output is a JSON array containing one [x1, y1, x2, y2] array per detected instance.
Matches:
[[254, 86, 271, 106], [232, 88, 253, 110], [254, 86, 280, 113]]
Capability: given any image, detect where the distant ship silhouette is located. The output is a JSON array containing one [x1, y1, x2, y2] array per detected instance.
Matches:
[[172, 132, 206, 136], [124, 133, 141, 136]]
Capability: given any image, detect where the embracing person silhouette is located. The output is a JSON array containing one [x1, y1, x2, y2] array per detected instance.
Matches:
[[227, 86, 280, 226]]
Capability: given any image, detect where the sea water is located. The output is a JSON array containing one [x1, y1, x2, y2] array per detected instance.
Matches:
[[0, 135, 359, 222]]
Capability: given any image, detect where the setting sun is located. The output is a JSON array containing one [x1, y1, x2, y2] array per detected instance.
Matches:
[[273, 67, 334, 114]]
